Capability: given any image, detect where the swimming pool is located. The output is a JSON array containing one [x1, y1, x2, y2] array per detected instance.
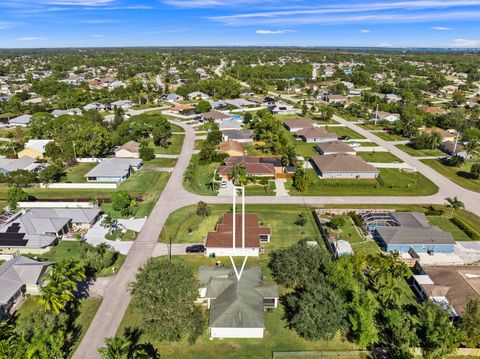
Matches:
[[230, 114, 244, 120]]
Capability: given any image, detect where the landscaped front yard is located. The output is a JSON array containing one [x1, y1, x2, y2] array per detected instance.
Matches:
[[183, 154, 220, 196], [285, 168, 438, 196], [373, 131, 408, 141], [325, 126, 365, 139], [422, 159, 480, 193]]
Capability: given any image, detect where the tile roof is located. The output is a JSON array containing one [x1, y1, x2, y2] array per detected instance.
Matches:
[[283, 118, 315, 130]]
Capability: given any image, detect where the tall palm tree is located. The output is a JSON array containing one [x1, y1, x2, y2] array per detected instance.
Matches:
[[445, 196, 465, 218], [428, 132, 442, 150], [229, 164, 247, 186]]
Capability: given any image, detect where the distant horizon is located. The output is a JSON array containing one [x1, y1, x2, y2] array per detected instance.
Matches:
[[1, 0, 480, 49]]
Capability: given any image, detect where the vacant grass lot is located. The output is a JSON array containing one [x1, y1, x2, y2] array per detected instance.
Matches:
[[28, 241, 125, 277], [151, 134, 185, 155], [64, 162, 97, 183], [244, 182, 276, 196], [285, 168, 438, 196], [356, 151, 402, 163], [325, 126, 365, 139], [427, 215, 471, 241], [422, 159, 480, 193], [159, 204, 322, 251], [374, 132, 408, 141], [183, 154, 219, 196], [396, 144, 446, 157]]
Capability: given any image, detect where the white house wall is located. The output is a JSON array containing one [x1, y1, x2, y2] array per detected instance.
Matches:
[[205, 247, 259, 257], [210, 327, 264, 339]]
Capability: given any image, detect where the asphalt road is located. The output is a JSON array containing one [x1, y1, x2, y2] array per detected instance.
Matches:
[[74, 115, 480, 358]]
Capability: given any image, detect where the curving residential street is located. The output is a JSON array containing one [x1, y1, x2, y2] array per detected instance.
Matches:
[[74, 116, 480, 358]]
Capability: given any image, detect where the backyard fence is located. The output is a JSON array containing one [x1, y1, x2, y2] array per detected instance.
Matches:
[[40, 183, 118, 189]]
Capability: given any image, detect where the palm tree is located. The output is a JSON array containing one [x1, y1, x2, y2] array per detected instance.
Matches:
[[229, 164, 247, 186], [445, 196, 465, 218], [377, 275, 404, 308], [428, 132, 442, 150], [38, 283, 74, 314], [98, 336, 131, 359]]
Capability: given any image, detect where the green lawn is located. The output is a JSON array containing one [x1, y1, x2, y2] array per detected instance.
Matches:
[[244, 182, 276, 196], [183, 155, 219, 196], [357, 123, 384, 130], [159, 204, 322, 251], [427, 215, 471, 241], [422, 159, 480, 193], [105, 228, 138, 241], [64, 162, 97, 183], [374, 132, 408, 141], [152, 134, 185, 155], [117, 255, 357, 359], [28, 240, 126, 277], [169, 123, 185, 133], [396, 144, 446, 157], [285, 168, 438, 196], [356, 151, 402, 163], [291, 140, 318, 158], [194, 140, 205, 150], [325, 126, 365, 139], [143, 158, 177, 168]]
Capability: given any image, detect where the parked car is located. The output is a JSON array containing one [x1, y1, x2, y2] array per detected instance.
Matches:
[[186, 244, 205, 254], [221, 180, 228, 188], [338, 135, 349, 140]]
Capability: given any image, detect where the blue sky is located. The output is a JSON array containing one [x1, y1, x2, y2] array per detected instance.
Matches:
[[0, 0, 479, 48]]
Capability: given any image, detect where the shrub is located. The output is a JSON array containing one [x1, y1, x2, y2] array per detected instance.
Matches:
[[451, 217, 480, 241]]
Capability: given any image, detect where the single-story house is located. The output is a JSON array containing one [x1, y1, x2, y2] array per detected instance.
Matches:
[[310, 154, 379, 179], [323, 93, 348, 104], [421, 127, 456, 142], [283, 118, 316, 132], [439, 141, 470, 159], [218, 156, 279, 179], [202, 110, 230, 123], [412, 266, 480, 317], [188, 91, 209, 100], [115, 140, 141, 158], [0, 208, 101, 254], [0, 256, 53, 320], [269, 104, 296, 115], [224, 99, 256, 109], [18, 139, 53, 160], [163, 93, 184, 102], [52, 108, 82, 117], [84, 158, 142, 183], [372, 111, 400, 123], [0, 156, 45, 174], [205, 213, 271, 257], [111, 100, 133, 110], [9, 114, 32, 127], [219, 141, 244, 157], [295, 127, 338, 143], [219, 118, 243, 131], [198, 266, 278, 339], [221, 130, 254, 143], [361, 211, 455, 254], [172, 104, 195, 115], [83, 102, 106, 111], [315, 141, 356, 155], [419, 106, 447, 116]]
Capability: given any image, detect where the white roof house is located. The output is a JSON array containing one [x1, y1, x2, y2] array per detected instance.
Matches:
[[111, 100, 133, 109], [18, 139, 53, 159], [83, 102, 106, 111], [85, 158, 142, 183], [0, 156, 44, 174], [9, 114, 32, 127], [188, 91, 210, 100], [52, 108, 82, 117]]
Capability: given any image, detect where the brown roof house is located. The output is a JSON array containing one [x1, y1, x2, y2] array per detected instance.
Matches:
[[283, 118, 315, 132], [205, 213, 271, 257], [419, 106, 447, 116], [421, 127, 456, 142], [439, 141, 470, 159], [202, 110, 230, 123], [219, 141, 245, 157], [316, 141, 356, 155], [295, 127, 338, 143], [217, 156, 279, 179], [114, 140, 140, 158], [310, 154, 379, 179]]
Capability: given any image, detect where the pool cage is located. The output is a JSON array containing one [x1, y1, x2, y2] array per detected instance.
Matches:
[[359, 211, 401, 233]]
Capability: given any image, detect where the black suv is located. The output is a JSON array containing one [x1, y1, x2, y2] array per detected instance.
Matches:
[[186, 244, 206, 254]]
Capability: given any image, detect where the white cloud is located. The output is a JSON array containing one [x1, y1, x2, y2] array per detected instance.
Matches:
[[16, 37, 46, 41], [0, 22, 18, 30], [360, 29, 370, 33], [432, 26, 451, 30], [255, 29, 295, 34], [37, 0, 113, 5], [163, 0, 272, 8], [378, 42, 395, 48], [452, 38, 480, 47], [91, 34, 105, 38]]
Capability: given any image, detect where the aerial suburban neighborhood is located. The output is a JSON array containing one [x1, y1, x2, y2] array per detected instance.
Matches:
[[1, 1, 480, 358]]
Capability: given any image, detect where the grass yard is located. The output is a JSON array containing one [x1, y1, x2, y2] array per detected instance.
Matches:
[[105, 228, 138, 241], [194, 139, 205, 150], [356, 151, 402, 163], [355, 142, 379, 147], [143, 158, 178, 168], [183, 155, 219, 196], [422, 159, 480, 193], [152, 134, 184, 155], [28, 240, 126, 277], [244, 182, 276, 196], [117, 255, 357, 359], [64, 162, 97, 183], [374, 131, 408, 141], [159, 204, 322, 251], [169, 123, 185, 133], [285, 168, 438, 196], [357, 123, 384, 130], [427, 215, 472, 241], [325, 126, 365, 139], [396, 144, 446, 157]]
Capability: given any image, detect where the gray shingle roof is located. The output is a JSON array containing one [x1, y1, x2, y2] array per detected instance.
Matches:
[[376, 226, 455, 246], [0, 156, 38, 172], [85, 158, 142, 178]]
